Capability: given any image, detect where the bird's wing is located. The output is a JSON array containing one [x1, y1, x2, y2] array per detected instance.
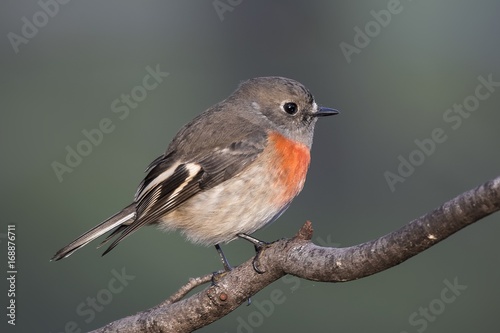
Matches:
[[101, 131, 267, 255]]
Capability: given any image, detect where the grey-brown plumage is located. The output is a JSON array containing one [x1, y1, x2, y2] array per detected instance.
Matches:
[[51, 77, 338, 261]]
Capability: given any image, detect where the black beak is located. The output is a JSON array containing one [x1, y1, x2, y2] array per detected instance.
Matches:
[[314, 106, 339, 117]]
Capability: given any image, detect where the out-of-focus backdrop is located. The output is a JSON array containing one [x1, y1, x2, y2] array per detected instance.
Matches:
[[1, 1, 499, 332]]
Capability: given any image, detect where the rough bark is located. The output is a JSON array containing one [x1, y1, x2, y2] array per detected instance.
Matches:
[[90, 176, 500, 333]]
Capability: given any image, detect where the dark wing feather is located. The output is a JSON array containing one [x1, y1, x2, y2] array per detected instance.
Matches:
[[136, 164, 204, 223], [101, 131, 267, 255], [101, 163, 200, 255], [198, 132, 267, 189], [134, 151, 176, 199]]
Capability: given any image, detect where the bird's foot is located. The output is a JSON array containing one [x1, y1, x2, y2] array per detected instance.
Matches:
[[237, 233, 270, 274]]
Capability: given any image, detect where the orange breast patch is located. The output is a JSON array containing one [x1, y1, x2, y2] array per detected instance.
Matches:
[[267, 132, 311, 205]]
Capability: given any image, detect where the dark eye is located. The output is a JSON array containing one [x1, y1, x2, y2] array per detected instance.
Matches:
[[282, 102, 298, 115]]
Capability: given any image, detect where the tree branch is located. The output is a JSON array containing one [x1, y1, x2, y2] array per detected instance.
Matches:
[[90, 176, 500, 333]]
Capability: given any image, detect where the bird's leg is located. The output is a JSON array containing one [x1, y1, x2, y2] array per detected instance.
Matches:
[[215, 243, 233, 272], [213, 243, 252, 305], [212, 244, 235, 286], [237, 233, 270, 274]]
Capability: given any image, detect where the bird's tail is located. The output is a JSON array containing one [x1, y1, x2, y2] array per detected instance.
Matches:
[[51, 204, 136, 261]]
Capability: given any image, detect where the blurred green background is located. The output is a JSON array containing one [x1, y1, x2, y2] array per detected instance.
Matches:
[[1, 1, 499, 332]]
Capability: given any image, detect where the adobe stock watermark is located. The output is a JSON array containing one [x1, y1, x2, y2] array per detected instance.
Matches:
[[385, 73, 499, 192], [227, 235, 340, 333], [7, 0, 71, 54], [315, 234, 341, 248], [213, 0, 243, 21], [50, 267, 135, 333], [340, 0, 415, 64], [400, 277, 467, 333], [51, 64, 169, 182]]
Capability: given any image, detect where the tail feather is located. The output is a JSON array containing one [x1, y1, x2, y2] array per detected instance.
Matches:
[[96, 225, 127, 248], [51, 204, 136, 261]]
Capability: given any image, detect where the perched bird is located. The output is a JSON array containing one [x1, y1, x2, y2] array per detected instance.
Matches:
[[51, 76, 338, 270]]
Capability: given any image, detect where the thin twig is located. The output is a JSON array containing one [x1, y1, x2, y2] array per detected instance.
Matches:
[[163, 273, 216, 305]]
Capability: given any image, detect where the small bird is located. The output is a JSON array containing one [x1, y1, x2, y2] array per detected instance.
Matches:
[[51, 77, 338, 270]]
